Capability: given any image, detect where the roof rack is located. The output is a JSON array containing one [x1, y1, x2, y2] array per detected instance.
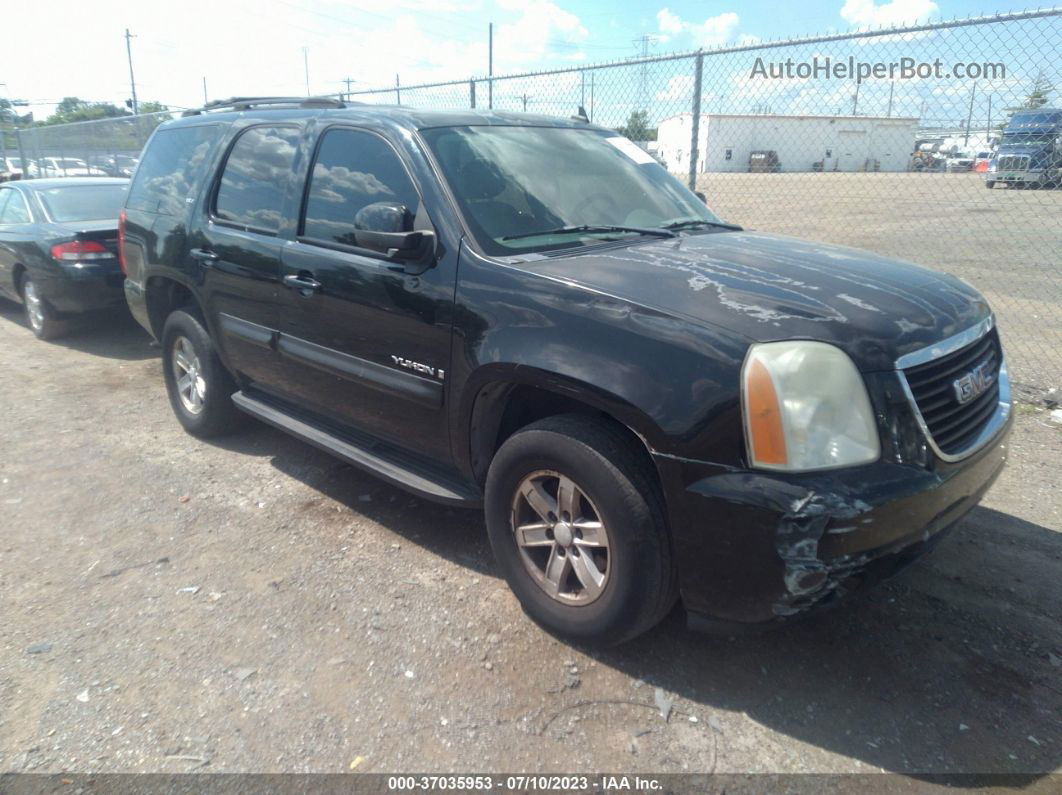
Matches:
[[182, 96, 349, 116]]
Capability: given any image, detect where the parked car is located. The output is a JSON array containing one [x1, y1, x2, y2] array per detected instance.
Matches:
[[0, 156, 35, 181], [121, 97, 1012, 644], [36, 157, 109, 178], [945, 151, 976, 172], [0, 178, 129, 339], [88, 154, 140, 178]]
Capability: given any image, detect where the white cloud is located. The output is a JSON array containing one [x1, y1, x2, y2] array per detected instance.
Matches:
[[655, 8, 740, 48], [840, 0, 938, 28], [656, 9, 683, 36], [4, 0, 591, 117]]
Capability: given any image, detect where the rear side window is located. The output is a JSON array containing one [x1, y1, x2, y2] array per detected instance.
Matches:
[[0, 190, 31, 224], [127, 124, 218, 215], [215, 125, 299, 233], [301, 128, 419, 245]]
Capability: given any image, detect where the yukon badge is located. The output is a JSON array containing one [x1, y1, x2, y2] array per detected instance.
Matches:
[[952, 360, 995, 405], [391, 355, 444, 380]]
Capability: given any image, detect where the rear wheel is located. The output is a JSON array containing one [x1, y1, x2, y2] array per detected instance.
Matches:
[[21, 277, 66, 340], [161, 309, 243, 438], [485, 415, 677, 646]]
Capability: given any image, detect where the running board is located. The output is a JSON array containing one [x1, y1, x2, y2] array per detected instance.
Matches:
[[231, 390, 481, 507]]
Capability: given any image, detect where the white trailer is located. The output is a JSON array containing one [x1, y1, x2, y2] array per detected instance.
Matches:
[[655, 113, 918, 174]]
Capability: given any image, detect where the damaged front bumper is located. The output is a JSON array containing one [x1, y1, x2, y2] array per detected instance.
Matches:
[[653, 410, 1012, 631]]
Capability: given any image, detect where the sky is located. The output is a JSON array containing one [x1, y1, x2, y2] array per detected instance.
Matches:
[[0, 0, 1055, 127]]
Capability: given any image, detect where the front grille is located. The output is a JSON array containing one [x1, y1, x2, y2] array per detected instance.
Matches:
[[902, 327, 1002, 457], [997, 155, 1029, 171]]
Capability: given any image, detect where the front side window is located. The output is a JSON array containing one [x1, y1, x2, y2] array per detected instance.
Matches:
[[128, 124, 217, 215], [301, 128, 420, 246], [37, 184, 128, 223], [215, 125, 299, 233], [421, 125, 722, 257], [0, 190, 31, 224]]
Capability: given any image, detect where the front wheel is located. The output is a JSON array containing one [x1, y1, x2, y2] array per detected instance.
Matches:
[[485, 415, 677, 646], [161, 309, 243, 438], [984, 180, 995, 189]]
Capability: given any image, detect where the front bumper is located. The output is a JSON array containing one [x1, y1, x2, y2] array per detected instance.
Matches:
[[990, 169, 1045, 184], [653, 409, 1012, 630]]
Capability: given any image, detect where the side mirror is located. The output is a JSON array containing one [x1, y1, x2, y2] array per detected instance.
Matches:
[[353, 202, 436, 271], [695, 191, 707, 204]]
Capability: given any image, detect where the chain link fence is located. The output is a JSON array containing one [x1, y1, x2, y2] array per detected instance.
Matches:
[[10, 111, 173, 178], [10, 9, 1062, 393]]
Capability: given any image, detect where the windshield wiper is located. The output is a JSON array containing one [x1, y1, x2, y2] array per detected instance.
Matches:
[[661, 219, 743, 232], [502, 224, 676, 241]]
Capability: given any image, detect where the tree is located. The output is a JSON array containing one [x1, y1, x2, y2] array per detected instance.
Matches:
[[40, 97, 130, 126], [616, 110, 657, 141], [137, 101, 169, 115], [1020, 72, 1054, 110]]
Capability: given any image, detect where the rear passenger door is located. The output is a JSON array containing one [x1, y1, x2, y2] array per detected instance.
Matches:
[[276, 126, 455, 464], [0, 187, 35, 300], [195, 124, 301, 387]]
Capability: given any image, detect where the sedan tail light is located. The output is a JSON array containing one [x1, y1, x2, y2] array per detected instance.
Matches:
[[118, 208, 127, 274], [50, 240, 114, 262]]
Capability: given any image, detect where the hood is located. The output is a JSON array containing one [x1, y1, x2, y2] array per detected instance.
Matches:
[[519, 231, 990, 372]]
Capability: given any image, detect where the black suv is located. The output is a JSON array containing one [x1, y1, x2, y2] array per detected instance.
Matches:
[[121, 96, 1012, 644]]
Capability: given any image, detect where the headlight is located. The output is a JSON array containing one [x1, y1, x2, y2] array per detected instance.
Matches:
[[741, 341, 880, 472]]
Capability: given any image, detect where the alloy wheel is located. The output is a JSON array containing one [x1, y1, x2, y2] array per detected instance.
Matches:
[[171, 335, 206, 414], [510, 470, 611, 605], [23, 280, 44, 333]]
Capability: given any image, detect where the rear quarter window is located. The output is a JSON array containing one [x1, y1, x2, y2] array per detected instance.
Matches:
[[127, 124, 219, 215]]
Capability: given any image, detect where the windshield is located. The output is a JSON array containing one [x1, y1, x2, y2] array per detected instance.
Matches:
[[36, 184, 128, 223], [1001, 132, 1052, 146], [421, 125, 723, 256]]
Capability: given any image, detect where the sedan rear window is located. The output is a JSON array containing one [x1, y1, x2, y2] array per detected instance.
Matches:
[[36, 184, 129, 223]]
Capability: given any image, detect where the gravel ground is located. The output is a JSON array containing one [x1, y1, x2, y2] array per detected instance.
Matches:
[[0, 301, 1060, 779], [699, 172, 1062, 393]]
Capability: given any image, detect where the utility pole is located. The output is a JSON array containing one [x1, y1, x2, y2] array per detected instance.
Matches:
[[202, 76, 209, 106], [519, 93, 532, 112], [886, 80, 894, 117], [488, 23, 493, 110], [342, 77, 354, 99], [987, 94, 993, 141], [851, 79, 860, 116], [125, 28, 139, 115], [964, 81, 977, 146], [303, 47, 310, 96], [395, 74, 401, 106]]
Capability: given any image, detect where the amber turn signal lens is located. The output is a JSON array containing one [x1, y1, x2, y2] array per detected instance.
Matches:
[[744, 357, 788, 467]]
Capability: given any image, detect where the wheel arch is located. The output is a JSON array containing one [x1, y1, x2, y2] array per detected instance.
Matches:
[[462, 366, 663, 488], [144, 273, 203, 339]]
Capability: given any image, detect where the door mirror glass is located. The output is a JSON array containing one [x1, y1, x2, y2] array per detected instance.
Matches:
[[354, 202, 411, 234]]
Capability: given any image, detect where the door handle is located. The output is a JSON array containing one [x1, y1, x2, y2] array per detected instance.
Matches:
[[283, 273, 322, 296], [189, 248, 219, 266]]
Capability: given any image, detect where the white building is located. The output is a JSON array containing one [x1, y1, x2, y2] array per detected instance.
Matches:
[[655, 113, 918, 174]]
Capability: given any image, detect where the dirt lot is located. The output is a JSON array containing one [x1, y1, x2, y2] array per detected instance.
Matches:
[[0, 299, 1060, 780], [699, 172, 1062, 393]]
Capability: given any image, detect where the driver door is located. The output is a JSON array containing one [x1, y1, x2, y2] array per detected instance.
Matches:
[[276, 126, 455, 465]]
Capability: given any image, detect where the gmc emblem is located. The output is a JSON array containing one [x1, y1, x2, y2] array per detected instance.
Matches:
[[953, 360, 995, 405]]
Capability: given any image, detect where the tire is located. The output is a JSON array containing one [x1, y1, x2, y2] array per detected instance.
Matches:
[[20, 276, 66, 340], [984, 180, 995, 189], [161, 308, 243, 438], [485, 415, 677, 646]]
